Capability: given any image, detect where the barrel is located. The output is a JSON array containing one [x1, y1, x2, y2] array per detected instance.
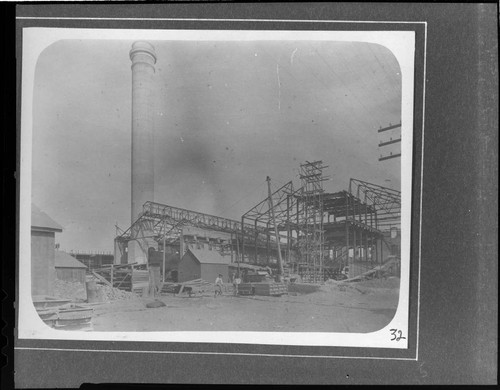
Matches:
[[85, 280, 100, 303]]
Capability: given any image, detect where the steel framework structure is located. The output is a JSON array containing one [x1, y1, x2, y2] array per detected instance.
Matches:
[[239, 174, 399, 281], [297, 161, 329, 282], [348, 179, 401, 231], [114, 201, 270, 265], [114, 172, 401, 282], [241, 180, 301, 267], [240, 161, 330, 282]]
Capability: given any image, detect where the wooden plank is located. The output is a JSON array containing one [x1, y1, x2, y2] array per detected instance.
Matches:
[[181, 278, 203, 285], [92, 271, 112, 287]]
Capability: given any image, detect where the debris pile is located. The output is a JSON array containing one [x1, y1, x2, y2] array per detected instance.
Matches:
[[355, 277, 400, 289], [52, 278, 137, 302], [98, 283, 137, 301], [321, 277, 400, 294], [53, 279, 87, 302]]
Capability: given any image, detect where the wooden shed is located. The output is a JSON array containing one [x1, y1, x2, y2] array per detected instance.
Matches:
[[55, 251, 87, 284], [31, 204, 63, 297], [178, 248, 230, 283]]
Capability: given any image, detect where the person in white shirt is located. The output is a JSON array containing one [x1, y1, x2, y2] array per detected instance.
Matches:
[[233, 273, 242, 296], [215, 274, 224, 297]]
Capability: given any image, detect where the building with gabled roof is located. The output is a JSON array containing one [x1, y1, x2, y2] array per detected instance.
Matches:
[[178, 248, 231, 283], [31, 204, 63, 297], [55, 251, 87, 284]]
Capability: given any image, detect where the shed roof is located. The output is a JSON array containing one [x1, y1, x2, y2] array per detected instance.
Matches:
[[55, 251, 87, 268], [31, 204, 63, 232], [184, 248, 231, 265]]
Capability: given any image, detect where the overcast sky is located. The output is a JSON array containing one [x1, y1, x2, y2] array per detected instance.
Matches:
[[31, 38, 402, 253]]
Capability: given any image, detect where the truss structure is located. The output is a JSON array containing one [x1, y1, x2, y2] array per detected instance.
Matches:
[[114, 168, 401, 282], [349, 179, 401, 231], [240, 161, 330, 282], [241, 180, 302, 266], [114, 201, 267, 264]]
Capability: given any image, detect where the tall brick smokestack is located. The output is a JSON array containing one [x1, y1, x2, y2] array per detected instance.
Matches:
[[128, 41, 156, 264]]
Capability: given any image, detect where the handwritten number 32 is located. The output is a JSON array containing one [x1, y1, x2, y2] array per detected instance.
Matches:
[[390, 329, 406, 341]]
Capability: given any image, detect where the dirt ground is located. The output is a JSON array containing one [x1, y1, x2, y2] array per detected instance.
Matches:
[[90, 278, 400, 333]]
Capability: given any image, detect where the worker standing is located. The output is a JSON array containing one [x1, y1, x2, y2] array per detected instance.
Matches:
[[233, 273, 241, 296], [148, 247, 162, 298], [215, 274, 224, 297]]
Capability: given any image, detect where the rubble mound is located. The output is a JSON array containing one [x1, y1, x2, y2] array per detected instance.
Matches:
[[355, 277, 400, 289], [98, 283, 137, 301], [321, 277, 400, 294], [53, 279, 87, 301], [52, 278, 138, 302]]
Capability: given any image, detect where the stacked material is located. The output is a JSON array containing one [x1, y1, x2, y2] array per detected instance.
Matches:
[[237, 283, 254, 296], [36, 304, 94, 331], [182, 279, 212, 292], [299, 273, 323, 283], [161, 279, 212, 295], [237, 282, 288, 296], [252, 282, 288, 296]]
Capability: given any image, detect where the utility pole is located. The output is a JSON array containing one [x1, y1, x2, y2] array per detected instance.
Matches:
[[162, 235, 166, 282], [235, 231, 241, 276], [267, 176, 284, 281]]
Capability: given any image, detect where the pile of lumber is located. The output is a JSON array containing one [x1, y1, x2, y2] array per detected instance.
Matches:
[[36, 304, 94, 331], [237, 282, 288, 296], [161, 279, 212, 296], [253, 282, 288, 296]]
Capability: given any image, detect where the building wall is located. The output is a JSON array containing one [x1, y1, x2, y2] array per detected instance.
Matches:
[[55, 268, 86, 284], [178, 253, 201, 282], [201, 263, 229, 284], [31, 230, 56, 296]]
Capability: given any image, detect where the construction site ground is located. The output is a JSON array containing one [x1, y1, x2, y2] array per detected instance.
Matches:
[[87, 277, 400, 333]]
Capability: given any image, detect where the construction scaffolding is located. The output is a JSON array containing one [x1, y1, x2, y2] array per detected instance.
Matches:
[[296, 161, 329, 282], [241, 161, 329, 282], [114, 164, 401, 283], [240, 171, 400, 281]]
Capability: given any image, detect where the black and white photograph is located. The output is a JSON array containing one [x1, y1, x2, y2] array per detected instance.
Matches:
[[19, 27, 415, 348], [10, 3, 498, 387]]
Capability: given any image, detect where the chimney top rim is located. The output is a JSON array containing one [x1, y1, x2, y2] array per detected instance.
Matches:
[[130, 41, 157, 63]]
